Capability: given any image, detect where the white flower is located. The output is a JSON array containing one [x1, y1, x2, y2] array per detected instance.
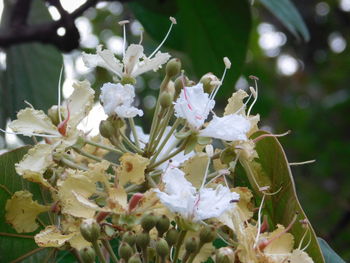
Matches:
[[154, 167, 239, 222], [83, 44, 170, 79], [100, 82, 143, 118], [200, 114, 251, 141], [174, 83, 215, 130]]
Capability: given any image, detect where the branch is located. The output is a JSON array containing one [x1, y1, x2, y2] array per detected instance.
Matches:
[[0, 0, 129, 52]]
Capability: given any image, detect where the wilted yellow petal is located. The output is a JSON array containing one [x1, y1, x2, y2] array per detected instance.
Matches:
[[108, 186, 128, 213], [118, 153, 150, 185], [69, 233, 92, 250], [5, 191, 49, 233], [248, 114, 260, 136], [263, 224, 294, 254], [133, 190, 166, 215], [9, 108, 60, 136], [65, 80, 95, 129], [60, 216, 92, 249], [15, 144, 54, 188], [224, 89, 249, 116], [182, 153, 209, 188], [236, 140, 258, 162], [35, 226, 74, 247], [289, 249, 314, 263]]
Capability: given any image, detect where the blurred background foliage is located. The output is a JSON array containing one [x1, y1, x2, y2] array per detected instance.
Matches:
[[0, 0, 349, 261]]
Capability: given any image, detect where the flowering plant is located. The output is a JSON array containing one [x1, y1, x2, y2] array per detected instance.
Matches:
[[0, 18, 326, 263]]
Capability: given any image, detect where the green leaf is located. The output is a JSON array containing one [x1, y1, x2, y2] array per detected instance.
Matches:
[[0, 0, 63, 129], [240, 131, 325, 263], [318, 238, 346, 263], [259, 0, 310, 41], [0, 147, 51, 262], [129, 0, 251, 97]]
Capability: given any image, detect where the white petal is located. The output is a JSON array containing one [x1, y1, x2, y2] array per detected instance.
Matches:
[[9, 108, 60, 137], [195, 186, 239, 221], [100, 83, 142, 118], [132, 51, 171, 77], [123, 44, 144, 76], [174, 84, 215, 130], [82, 45, 123, 77], [200, 114, 251, 141], [66, 80, 95, 128]]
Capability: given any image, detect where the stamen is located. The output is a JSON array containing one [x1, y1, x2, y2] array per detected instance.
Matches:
[[138, 28, 144, 45], [253, 130, 291, 143], [209, 57, 231, 101], [298, 224, 310, 250], [118, 20, 130, 58], [0, 128, 60, 138], [58, 66, 64, 124], [247, 76, 259, 116], [289, 159, 316, 166], [24, 100, 34, 109], [148, 17, 177, 59], [254, 194, 266, 248], [200, 157, 212, 189]]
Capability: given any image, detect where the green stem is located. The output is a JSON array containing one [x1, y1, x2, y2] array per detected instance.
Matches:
[[128, 118, 141, 148], [147, 142, 186, 171], [150, 118, 182, 164], [150, 107, 174, 154], [83, 138, 124, 155], [72, 146, 118, 166], [102, 239, 118, 263], [187, 242, 204, 263], [181, 251, 191, 263], [125, 183, 144, 193], [120, 131, 143, 154], [60, 157, 88, 171], [92, 241, 107, 263], [141, 247, 148, 263], [173, 230, 187, 263]]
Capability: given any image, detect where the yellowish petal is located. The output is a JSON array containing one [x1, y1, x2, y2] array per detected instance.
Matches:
[[15, 144, 54, 188], [224, 89, 249, 116], [289, 249, 314, 263], [35, 226, 74, 247], [118, 153, 150, 185], [65, 80, 95, 129], [9, 108, 60, 136], [5, 191, 49, 233], [182, 153, 209, 188], [263, 224, 294, 254]]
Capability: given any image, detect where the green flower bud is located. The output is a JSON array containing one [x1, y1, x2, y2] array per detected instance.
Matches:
[[118, 242, 133, 261], [79, 246, 96, 263], [165, 228, 179, 246], [141, 213, 157, 232], [147, 247, 156, 262], [122, 231, 136, 246], [220, 147, 237, 164], [174, 76, 184, 97], [80, 219, 101, 242], [121, 76, 137, 85], [199, 226, 216, 244], [156, 215, 170, 237], [99, 120, 115, 138], [215, 247, 235, 263], [135, 232, 150, 249], [185, 237, 198, 253], [200, 73, 220, 94], [156, 238, 170, 258], [159, 92, 173, 108], [128, 254, 142, 263], [166, 58, 181, 78]]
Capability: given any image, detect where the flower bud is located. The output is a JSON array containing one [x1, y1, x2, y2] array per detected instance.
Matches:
[[156, 238, 170, 258], [185, 237, 199, 253], [156, 215, 170, 237], [99, 120, 115, 138], [174, 76, 184, 97], [159, 92, 173, 108], [119, 242, 133, 261], [122, 231, 136, 246], [166, 58, 181, 78], [128, 254, 142, 263], [135, 232, 150, 249], [199, 226, 216, 244], [141, 213, 157, 232], [220, 147, 237, 164], [47, 106, 61, 126], [200, 73, 220, 94], [79, 247, 96, 263], [165, 227, 179, 246], [80, 219, 101, 242], [215, 247, 235, 263]]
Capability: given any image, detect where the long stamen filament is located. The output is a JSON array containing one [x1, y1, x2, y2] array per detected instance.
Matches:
[[253, 130, 291, 143], [58, 66, 64, 124], [0, 128, 60, 138], [149, 17, 176, 59], [289, 159, 316, 166], [118, 20, 129, 58], [254, 194, 266, 248], [200, 157, 212, 189], [247, 78, 258, 116]]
